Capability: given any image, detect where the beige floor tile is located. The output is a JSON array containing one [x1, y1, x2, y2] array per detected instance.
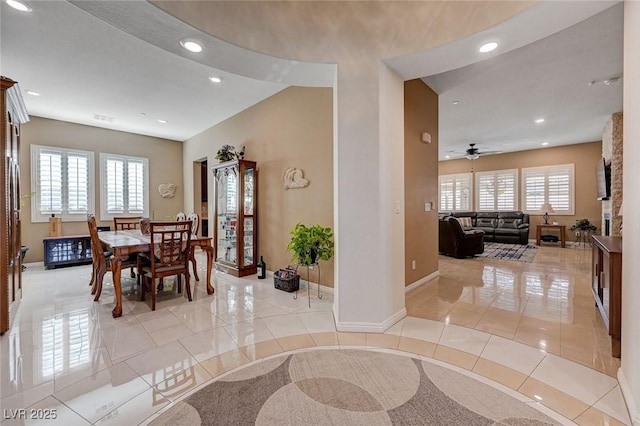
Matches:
[[397, 337, 437, 358], [472, 358, 527, 390], [310, 332, 339, 346], [560, 346, 620, 377], [365, 333, 400, 349], [433, 345, 478, 370], [277, 334, 316, 351], [337, 332, 367, 346], [574, 407, 629, 426], [519, 377, 590, 420], [239, 340, 284, 361], [480, 335, 546, 375], [199, 349, 251, 378], [442, 306, 483, 328], [514, 316, 562, 354], [475, 307, 522, 338]]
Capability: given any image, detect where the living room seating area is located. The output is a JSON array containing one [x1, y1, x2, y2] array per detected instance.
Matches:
[[439, 211, 530, 245]]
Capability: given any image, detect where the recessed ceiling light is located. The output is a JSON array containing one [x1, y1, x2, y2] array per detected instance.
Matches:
[[445, 155, 450, 159], [25, 90, 40, 96], [158, 119, 168, 124], [6, 0, 32, 12], [541, 142, 549, 146], [209, 76, 222, 84], [535, 118, 545, 124], [478, 42, 498, 53], [452, 100, 460, 105], [180, 39, 202, 53]]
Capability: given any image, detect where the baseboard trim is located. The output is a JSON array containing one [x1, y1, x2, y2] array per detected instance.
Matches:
[[336, 307, 406, 333], [24, 261, 44, 268], [405, 270, 440, 293], [617, 368, 639, 425]]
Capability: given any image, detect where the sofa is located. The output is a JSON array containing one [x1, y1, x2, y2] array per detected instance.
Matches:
[[439, 211, 530, 245], [438, 217, 485, 258]]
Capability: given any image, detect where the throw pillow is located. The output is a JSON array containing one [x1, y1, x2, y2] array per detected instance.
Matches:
[[490, 218, 499, 228], [513, 218, 522, 229], [458, 217, 473, 230]]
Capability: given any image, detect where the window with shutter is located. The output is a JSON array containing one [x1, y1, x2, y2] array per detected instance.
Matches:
[[100, 153, 149, 220], [475, 169, 518, 211], [521, 164, 574, 215], [30, 145, 94, 222], [438, 173, 472, 212]]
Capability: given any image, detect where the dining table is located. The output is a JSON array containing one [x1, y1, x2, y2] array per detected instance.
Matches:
[[98, 230, 214, 318]]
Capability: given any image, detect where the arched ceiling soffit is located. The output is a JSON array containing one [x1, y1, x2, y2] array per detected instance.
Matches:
[[74, 1, 619, 86]]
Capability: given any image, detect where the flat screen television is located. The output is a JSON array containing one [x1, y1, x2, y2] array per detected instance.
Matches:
[[596, 158, 611, 200]]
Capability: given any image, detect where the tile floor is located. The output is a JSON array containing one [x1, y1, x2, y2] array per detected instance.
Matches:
[[0, 245, 631, 425]]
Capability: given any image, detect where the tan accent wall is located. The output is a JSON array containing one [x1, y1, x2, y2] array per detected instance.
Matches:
[[439, 141, 603, 241], [404, 80, 439, 286], [184, 87, 334, 287], [20, 117, 183, 262]]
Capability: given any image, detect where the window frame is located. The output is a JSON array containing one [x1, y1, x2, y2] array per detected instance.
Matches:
[[438, 172, 473, 212], [99, 153, 149, 221], [475, 168, 519, 212], [30, 144, 95, 223], [521, 164, 575, 215]]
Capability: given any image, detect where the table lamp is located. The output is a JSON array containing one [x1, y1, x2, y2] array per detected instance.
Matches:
[[540, 202, 554, 224]]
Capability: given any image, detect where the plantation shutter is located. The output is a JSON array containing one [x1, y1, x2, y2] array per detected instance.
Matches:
[[439, 173, 472, 212], [100, 153, 149, 219], [522, 164, 574, 215], [31, 145, 94, 222], [127, 159, 145, 213], [106, 157, 125, 214], [476, 169, 517, 211], [38, 149, 63, 214]]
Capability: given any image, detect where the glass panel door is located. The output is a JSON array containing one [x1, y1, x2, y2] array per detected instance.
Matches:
[[215, 167, 238, 265]]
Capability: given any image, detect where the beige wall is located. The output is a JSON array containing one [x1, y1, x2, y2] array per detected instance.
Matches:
[[20, 117, 183, 262], [404, 80, 439, 286], [183, 87, 334, 287], [439, 141, 603, 241]]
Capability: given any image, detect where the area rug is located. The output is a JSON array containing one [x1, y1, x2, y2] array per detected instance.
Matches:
[[150, 349, 559, 425], [476, 242, 538, 262]]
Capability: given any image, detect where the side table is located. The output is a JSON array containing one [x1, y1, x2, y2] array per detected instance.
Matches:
[[536, 224, 566, 248]]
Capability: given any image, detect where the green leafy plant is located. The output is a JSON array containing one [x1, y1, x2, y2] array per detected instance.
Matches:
[[570, 218, 597, 232], [286, 223, 334, 266], [215, 144, 238, 162]]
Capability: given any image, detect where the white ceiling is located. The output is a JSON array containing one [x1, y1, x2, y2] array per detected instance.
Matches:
[[424, 2, 623, 160], [0, 1, 623, 153]]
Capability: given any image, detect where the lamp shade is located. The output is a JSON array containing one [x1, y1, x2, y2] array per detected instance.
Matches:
[[540, 202, 555, 213]]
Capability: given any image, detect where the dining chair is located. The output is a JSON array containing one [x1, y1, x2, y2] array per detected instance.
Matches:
[[185, 212, 200, 280], [113, 216, 142, 278], [113, 216, 143, 230], [138, 221, 192, 311], [87, 214, 138, 301]]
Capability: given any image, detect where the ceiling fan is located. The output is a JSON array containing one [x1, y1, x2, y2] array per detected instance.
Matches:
[[459, 143, 501, 160]]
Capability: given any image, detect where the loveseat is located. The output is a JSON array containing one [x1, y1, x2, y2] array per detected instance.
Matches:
[[439, 211, 530, 245], [439, 217, 485, 258]]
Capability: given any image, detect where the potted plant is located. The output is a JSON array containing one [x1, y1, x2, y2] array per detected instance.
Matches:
[[286, 223, 334, 265], [570, 218, 597, 232], [215, 144, 238, 162]]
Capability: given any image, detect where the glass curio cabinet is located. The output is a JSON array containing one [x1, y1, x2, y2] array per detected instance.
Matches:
[[212, 160, 257, 277]]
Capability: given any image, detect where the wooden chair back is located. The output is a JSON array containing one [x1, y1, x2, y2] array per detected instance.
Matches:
[[149, 221, 192, 276], [87, 214, 106, 265], [113, 216, 142, 230]]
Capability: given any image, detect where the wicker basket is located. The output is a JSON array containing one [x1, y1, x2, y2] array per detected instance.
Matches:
[[274, 274, 300, 292]]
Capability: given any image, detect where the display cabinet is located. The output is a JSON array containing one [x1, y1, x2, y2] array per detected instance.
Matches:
[[212, 160, 257, 277]]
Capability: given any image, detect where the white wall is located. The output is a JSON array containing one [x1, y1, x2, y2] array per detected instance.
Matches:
[[619, 1, 640, 424]]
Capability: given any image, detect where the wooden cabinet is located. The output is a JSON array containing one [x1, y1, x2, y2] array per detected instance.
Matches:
[[212, 160, 257, 277], [1, 77, 29, 334], [591, 235, 622, 357]]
